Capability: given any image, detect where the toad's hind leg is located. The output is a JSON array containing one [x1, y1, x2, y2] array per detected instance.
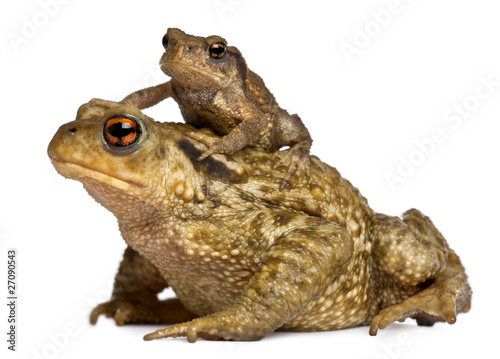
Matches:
[[369, 209, 472, 335], [144, 215, 353, 342], [271, 111, 312, 186]]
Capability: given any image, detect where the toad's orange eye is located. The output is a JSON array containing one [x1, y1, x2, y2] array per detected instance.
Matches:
[[162, 34, 169, 49], [104, 116, 141, 147], [209, 43, 226, 59]]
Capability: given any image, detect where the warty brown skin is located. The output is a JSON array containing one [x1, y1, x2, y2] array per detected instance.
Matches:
[[47, 101, 471, 342], [112, 28, 312, 184]]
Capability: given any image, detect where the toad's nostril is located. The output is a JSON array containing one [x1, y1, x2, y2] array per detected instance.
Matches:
[[69, 128, 77, 133]]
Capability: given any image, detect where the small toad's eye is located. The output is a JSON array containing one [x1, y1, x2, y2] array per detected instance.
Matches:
[[162, 35, 169, 49], [209, 43, 226, 59], [104, 116, 141, 147]]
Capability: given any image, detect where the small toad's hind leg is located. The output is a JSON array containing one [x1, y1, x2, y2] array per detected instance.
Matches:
[[271, 111, 312, 187], [369, 209, 472, 335], [90, 247, 197, 326]]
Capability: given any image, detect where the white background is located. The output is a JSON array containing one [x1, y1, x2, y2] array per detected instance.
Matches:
[[1, 0, 499, 358]]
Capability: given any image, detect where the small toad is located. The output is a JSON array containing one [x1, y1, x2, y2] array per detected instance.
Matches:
[[47, 101, 471, 342], [119, 28, 312, 184]]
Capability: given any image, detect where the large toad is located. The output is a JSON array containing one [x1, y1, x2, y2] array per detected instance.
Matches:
[[47, 101, 471, 342]]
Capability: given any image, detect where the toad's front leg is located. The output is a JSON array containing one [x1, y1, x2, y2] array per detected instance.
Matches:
[[91, 247, 196, 326], [144, 217, 353, 342], [120, 82, 173, 109], [185, 100, 269, 161]]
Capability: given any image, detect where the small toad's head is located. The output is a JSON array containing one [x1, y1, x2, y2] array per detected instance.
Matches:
[[159, 28, 247, 89]]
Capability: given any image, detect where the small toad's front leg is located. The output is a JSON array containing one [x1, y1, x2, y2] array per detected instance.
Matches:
[[120, 82, 173, 109], [91, 247, 196, 326], [88, 83, 173, 112], [145, 217, 353, 342], [185, 104, 268, 161]]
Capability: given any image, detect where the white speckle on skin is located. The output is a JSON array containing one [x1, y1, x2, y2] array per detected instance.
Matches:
[[230, 249, 239, 256]]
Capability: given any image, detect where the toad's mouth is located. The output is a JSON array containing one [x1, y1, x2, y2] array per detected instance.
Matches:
[[49, 158, 146, 189], [160, 61, 228, 84]]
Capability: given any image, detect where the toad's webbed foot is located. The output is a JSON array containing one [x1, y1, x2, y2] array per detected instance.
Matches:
[[88, 98, 121, 107], [369, 209, 471, 336], [186, 112, 269, 161], [274, 143, 311, 189], [369, 254, 471, 336], [90, 297, 196, 326], [91, 246, 197, 326], [270, 112, 312, 188], [184, 131, 230, 161], [144, 306, 266, 343]]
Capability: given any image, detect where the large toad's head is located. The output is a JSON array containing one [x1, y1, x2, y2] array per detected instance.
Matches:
[[47, 100, 247, 219]]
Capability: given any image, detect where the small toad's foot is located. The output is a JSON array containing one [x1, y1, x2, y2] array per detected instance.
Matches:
[[144, 314, 265, 343], [185, 132, 234, 161], [274, 145, 311, 189], [89, 98, 140, 111], [89, 98, 123, 109], [90, 297, 196, 326], [369, 279, 471, 336]]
